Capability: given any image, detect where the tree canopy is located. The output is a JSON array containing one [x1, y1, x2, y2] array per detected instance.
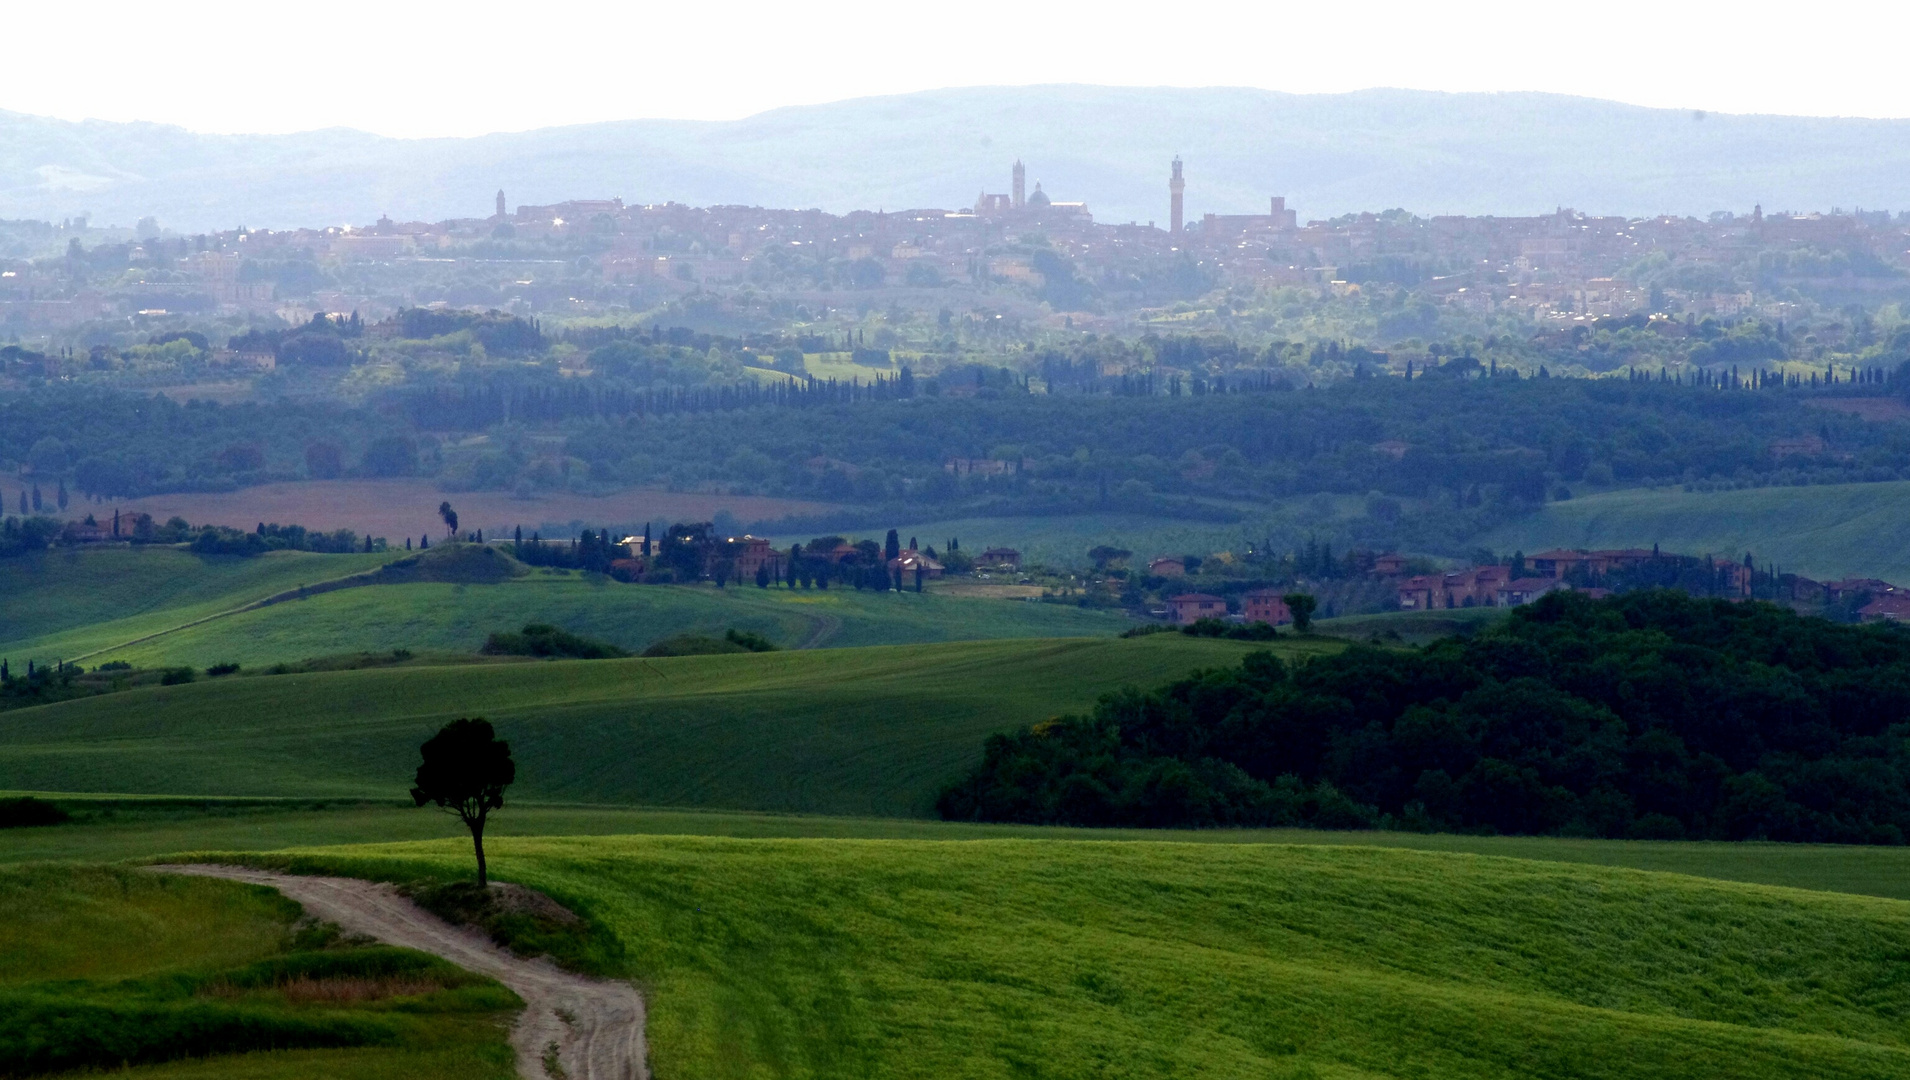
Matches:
[[940, 591, 1910, 843], [411, 718, 516, 884]]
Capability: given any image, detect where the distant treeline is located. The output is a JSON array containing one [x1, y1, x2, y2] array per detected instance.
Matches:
[[941, 591, 1910, 844], [398, 368, 916, 429], [8, 353, 1910, 538], [0, 512, 382, 558]]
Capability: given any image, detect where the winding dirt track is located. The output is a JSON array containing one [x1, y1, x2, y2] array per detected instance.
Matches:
[[152, 865, 647, 1080]]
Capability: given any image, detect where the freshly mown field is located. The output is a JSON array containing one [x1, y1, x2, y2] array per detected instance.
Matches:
[[0, 862, 516, 1079], [1479, 479, 1910, 582], [0, 545, 1136, 667], [0, 635, 1288, 815], [226, 834, 1910, 1079]]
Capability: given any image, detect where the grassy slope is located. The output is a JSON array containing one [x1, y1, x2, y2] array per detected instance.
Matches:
[[0, 546, 398, 661], [2, 554, 1135, 668], [244, 835, 1910, 1079], [7, 800, 1910, 903], [0, 635, 1286, 815], [1479, 480, 1910, 582], [0, 862, 514, 1080]]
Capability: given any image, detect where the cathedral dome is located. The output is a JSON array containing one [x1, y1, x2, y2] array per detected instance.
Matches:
[[1028, 182, 1051, 208]]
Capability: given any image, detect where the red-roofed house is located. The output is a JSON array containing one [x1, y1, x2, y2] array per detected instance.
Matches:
[[1166, 593, 1227, 624], [1398, 575, 1442, 610], [1497, 577, 1566, 606], [1242, 590, 1292, 625], [1372, 553, 1408, 577], [1860, 594, 1910, 623]]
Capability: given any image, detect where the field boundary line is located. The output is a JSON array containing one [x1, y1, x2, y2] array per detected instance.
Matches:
[[796, 612, 843, 649], [67, 565, 394, 664]]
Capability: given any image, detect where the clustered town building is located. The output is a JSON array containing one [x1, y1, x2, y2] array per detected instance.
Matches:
[[3, 156, 1893, 335], [1162, 547, 1910, 627]]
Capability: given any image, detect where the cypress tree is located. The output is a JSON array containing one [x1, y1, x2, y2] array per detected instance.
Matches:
[[56, 481, 67, 511], [885, 529, 900, 561]]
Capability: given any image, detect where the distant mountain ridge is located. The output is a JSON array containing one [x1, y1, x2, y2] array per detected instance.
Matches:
[[4, 86, 1910, 231]]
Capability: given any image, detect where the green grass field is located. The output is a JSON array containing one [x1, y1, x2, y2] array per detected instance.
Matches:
[[0, 635, 1286, 815], [893, 513, 1277, 571], [0, 862, 516, 1079], [0, 546, 1137, 668], [211, 834, 1910, 1079], [0, 546, 398, 662], [8, 800, 1910, 904], [1479, 479, 1910, 582]]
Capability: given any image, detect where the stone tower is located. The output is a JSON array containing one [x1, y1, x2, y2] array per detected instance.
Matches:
[[495, 189, 506, 221], [1169, 157, 1185, 235], [1012, 160, 1026, 208]]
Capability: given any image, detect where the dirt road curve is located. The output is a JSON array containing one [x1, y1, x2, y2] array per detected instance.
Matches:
[[151, 865, 647, 1080]]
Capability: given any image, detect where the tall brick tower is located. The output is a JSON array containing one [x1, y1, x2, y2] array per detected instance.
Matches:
[[1012, 160, 1026, 208], [494, 189, 506, 221], [1169, 157, 1185, 235]]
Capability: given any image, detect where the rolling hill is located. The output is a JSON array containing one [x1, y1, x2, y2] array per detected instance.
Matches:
[[11, 87, 1910, 230], [0, 544, 1134, 667], [0, 635, 1292, 816], [1478, 480, 1910, 583], [228, 835, 1910, 1080]]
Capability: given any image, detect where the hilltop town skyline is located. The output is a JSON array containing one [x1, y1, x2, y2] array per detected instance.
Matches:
[[10, 86, 1910, 232]]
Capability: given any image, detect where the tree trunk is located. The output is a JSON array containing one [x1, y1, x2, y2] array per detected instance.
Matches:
[[470, 816, 488, 887]]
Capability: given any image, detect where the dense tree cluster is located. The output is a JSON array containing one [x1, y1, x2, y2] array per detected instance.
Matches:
[[9, 351, 1910, 540], [940, 591, 1910, 843], [0, 389, 407, 498]]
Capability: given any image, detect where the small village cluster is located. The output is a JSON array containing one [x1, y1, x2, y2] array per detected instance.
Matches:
[[1162, 547, 1910, 627]]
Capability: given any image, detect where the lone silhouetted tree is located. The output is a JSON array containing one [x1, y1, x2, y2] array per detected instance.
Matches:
[[438, 501, 459, 537], [1282, 593, 1318, 633], [410, 717, 515, 886]]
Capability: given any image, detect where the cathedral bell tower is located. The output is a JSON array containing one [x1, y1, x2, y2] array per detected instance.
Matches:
[[1012, 160, 1026, 209], [1168, 157, 1185, 235]]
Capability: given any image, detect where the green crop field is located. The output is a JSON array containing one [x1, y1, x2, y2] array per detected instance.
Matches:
[[0, 545, 1137, 668], [1479, 480, 1910, 582], [0, 546, 399, 662], [0, 635, 1288, 815], [0, 862, 516, 1079], [207, 834, 1910, 1079]]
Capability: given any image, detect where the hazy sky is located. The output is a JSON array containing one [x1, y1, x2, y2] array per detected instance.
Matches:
[[7, 0, 1907, 137]]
